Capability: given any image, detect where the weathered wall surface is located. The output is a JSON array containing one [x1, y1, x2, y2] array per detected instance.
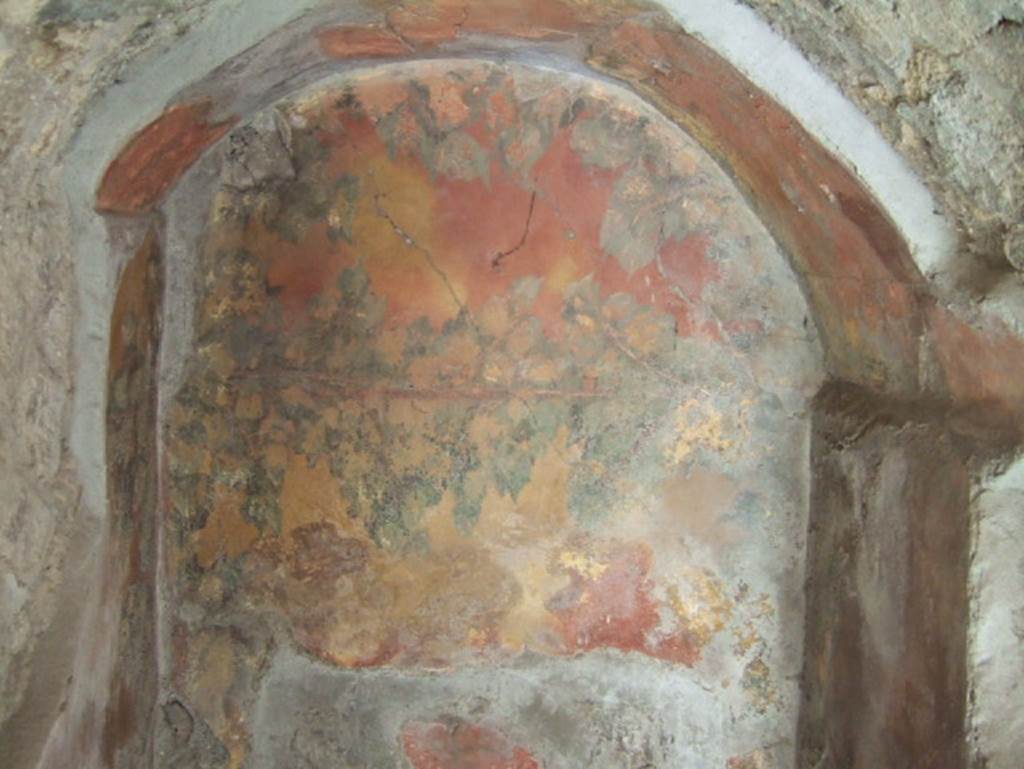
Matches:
[[739, 0, 1024, 309], [0, 1, 222, 756], [969, 459, 1024, 769], [0, 1, 1020, 768], [802, 400, 971, 769], [161, 62, 821, 768]]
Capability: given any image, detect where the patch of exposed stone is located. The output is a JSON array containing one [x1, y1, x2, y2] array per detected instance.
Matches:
[[739, 0, 1024, 295]]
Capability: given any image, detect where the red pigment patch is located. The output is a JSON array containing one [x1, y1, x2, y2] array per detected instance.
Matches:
[[531, 126, 620, 255], [927, 304, 1024, 426], [727, 751, 770, 769], [485, 86, 519, 134], [97, 101, 236, 215], [287, 523, 368, 582], [548, 542, 703, 666], [551, 543, 653, 653], [317, 25, 411, 59], [653, 631, 703, 667], [108, 230, 160, 381], [431, 167, 536, 274], [387, 0, 587, 47], [386, 2, 466, 49], [258, 221, 352, 325], [659, 233, 719, 299], [403, 720, 540, 769], [420, 130, 634, 338], [318, 107, 391, 176], [460, 0, 583, 41], [530, 129, 720, 340]]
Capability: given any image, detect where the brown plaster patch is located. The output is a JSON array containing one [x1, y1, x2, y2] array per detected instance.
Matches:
[[97, 101, 236, 215], [927, 303, 1024, 435], [402, 719, 540, 769], [101, 229, 163, 767], [317, 25, 411, 59], [100, 680, 135, 768]]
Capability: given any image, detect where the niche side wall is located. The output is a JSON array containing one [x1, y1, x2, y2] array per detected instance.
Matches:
[[801, 389, 971, 769]]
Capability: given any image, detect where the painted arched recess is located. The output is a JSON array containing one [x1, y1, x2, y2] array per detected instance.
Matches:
[[77, 3, 1024, 769], [161, 62, 820, 766]]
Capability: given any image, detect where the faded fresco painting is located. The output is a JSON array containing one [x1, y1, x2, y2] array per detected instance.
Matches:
[[162, 62, 821, 766]]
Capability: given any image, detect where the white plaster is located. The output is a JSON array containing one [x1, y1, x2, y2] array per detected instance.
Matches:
[[0, 28, 11, 72], [2, 571, 26, 615], [661, 0, 958, 279], [969, 455, 1024, 769], [986, 452, 1024, 492]]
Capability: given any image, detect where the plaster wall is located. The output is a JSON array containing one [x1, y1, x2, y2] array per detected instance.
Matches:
[[0, 2, 1021, 769], [802, 401, 971, 769], [969, 458, 1024, 769]]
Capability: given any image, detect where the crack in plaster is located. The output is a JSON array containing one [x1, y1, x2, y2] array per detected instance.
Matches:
[[372, 191, 480, 334], [491, 191, 537, 270]]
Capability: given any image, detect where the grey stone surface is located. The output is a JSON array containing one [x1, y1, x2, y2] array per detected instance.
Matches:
[[248, 649, 791, 769], [153, 698, 230, 769]]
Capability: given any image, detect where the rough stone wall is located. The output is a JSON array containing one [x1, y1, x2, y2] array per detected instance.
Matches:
[[739, 0, 1024, 310]]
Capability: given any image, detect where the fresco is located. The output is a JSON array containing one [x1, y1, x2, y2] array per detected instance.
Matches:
[[94, 1, 1024, 427], [103, 231, 162, 767], [162, 62, 821, 765]]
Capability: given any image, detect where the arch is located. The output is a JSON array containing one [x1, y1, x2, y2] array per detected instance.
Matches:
[[32, 2, 1022, 768]]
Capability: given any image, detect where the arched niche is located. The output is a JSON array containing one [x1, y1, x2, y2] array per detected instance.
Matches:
[[159, 61, 821, 766], [50, 3, 1023, 769]]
